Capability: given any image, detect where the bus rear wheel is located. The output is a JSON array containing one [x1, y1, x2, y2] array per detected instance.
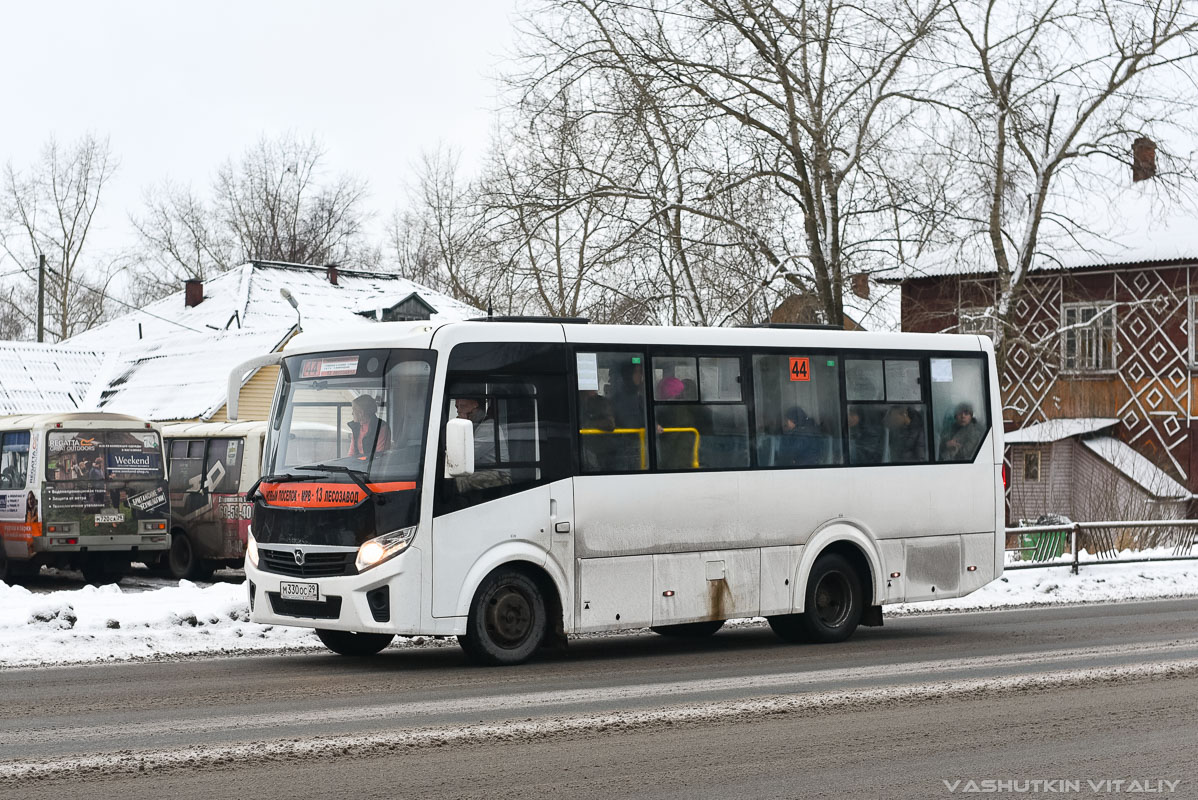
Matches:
[[650, 620, 725, 638], [315, 629, 395, 656], [459, 569, 546, 666], [768, 552, 862, 644]]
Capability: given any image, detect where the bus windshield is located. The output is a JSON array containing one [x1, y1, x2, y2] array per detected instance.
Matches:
[[267, 349, 435, 484]]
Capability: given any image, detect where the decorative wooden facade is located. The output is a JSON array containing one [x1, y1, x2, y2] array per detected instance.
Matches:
[[899, 258, 1198, 498]]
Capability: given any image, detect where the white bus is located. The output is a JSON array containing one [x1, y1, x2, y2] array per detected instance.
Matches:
[[0, 412, 170, 585], [230, 320, 1003, 665]]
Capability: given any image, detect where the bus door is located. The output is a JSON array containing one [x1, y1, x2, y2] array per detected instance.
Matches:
[[430, 342, 573, 619]]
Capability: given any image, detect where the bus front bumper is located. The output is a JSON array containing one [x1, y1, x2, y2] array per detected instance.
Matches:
[[244, 547, 422, 635]]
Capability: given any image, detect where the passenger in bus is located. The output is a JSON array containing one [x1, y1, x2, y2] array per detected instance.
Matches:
[[777, 406, 824, 466], [885, 405, 927, 463], [347, 395, 390, 457], [847, 407, 883, 464], [939, 402, 983, 461], [452, 397, 511, 490], [611, 361, 646, 428], [654, 376, 699, 469]]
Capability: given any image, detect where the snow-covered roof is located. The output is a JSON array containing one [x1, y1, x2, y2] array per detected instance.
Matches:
[[71, 261, 482, 349], [1005, 418, 1120, 444], [86, 329, 290, 421], [1082, 436, 1190, 500], [60, 261, 483, 421], [0, 343, 106, 415], [891, 179, 1198, 280], [843, 282, 901, 332]]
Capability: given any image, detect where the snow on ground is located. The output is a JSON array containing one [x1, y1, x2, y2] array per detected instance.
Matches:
[[1, 552, 1196, 669]]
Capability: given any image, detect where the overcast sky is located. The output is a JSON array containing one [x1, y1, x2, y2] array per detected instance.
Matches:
[[0, 0, 523, 260]]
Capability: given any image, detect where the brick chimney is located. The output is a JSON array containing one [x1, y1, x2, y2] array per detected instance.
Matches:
[[326, 264, 339, 286], [184, 279, 204, 308], [1132, 137, 1156, 182], [850, 272, 870, 300]]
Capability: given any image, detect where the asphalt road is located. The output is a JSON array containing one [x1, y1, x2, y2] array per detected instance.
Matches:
[[2, 598, 1196, 799]]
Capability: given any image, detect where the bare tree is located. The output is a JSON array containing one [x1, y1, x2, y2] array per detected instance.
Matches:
[[505, 0, 947, 325], [133, 133, 371, 300], [0, 135, 119, 341], [941, 0, 1198, 366]]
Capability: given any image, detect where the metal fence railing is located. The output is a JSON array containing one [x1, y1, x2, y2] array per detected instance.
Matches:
[[1005, 519, 1198, 574]]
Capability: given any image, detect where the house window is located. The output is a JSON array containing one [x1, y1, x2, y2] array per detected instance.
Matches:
[[1024, 450, 1041, 482], [1061, 303, 1115, 372], [1189, 298, 1198, 368]]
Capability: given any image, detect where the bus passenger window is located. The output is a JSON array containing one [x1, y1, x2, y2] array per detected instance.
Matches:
[[846, 358, 929, 465], [652, 356, 749, 471], [576, 352, 647, 473], [752, 355, 843, 467], [0, 432, 29, 489], [930, 357, 989, 462]]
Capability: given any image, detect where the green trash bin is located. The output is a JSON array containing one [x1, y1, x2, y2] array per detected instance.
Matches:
[[1018, 530, 1069, 561]]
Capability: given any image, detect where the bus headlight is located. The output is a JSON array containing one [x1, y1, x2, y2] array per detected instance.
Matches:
[[246, 531, 259, 569], [355, 526, 417, 572]]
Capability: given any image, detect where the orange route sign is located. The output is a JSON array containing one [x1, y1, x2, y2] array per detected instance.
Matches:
[[258, 481, 415, 508], [789, 357, 810, 381]]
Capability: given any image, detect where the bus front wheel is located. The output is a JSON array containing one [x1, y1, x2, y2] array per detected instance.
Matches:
[[315, 629, 395, 656], [459, 569, 546, 666], [768, 552, 862, 644], [169, 532, 214, 581]]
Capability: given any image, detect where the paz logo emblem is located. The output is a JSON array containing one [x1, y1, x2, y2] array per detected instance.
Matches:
[[294, 549, 305, 566]]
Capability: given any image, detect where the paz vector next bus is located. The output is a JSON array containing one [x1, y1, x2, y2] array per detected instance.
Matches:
[[229, 319, 1003, 665]]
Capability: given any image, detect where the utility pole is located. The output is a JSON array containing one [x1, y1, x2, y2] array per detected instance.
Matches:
[[37, 253, 45, 343]]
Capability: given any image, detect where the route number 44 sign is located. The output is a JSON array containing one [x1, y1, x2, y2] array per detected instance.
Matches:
[[789, 357, 810, 381]]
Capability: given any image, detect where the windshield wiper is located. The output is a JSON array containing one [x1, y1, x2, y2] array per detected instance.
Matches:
[[245, 472, 319, 503], [294, 464, 386, 505]]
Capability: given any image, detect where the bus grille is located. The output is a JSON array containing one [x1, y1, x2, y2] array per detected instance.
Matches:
[[259, 548, 356, 578], [267, 593, 343, 620]]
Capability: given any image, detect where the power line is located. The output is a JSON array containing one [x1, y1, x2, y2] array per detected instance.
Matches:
[[33, 265, 204, 335]]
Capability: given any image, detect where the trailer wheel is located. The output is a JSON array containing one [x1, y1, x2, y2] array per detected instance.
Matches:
[[458, 568, 546, 666], [315, 629, 395, 656], [650, 620, 725, 637]]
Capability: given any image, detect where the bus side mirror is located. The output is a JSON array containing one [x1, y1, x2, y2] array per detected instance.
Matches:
[[445, 418, 475, 477]]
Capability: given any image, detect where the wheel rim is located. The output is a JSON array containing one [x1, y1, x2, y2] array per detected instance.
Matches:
[[485, 585, 534, 649], [813, 570, 851, 628]]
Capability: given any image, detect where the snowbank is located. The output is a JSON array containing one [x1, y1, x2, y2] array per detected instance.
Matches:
[[2, 558, 1196, 669]]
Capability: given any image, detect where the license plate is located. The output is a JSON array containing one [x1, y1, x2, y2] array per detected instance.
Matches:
[[280, 581, 319, 602], [95, 514, 123, 524]]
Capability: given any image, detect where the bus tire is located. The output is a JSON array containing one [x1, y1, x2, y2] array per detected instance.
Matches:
[[781, 552, 863, 644], [0, 547, 8, 584], [650, 620, 725, 638], [169, 531, 203, 581], [315, 629, 395, 656], [458, 569, 546, 666]]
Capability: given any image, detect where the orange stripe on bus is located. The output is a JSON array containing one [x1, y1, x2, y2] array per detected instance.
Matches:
[[258, 481, 416, 508]]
